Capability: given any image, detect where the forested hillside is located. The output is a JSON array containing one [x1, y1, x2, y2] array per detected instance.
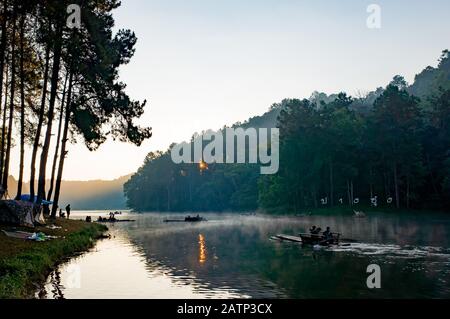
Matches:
[[125, 50, 450, 213]]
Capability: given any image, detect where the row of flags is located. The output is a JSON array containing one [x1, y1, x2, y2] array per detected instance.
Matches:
[[320, 196, 393, 207]]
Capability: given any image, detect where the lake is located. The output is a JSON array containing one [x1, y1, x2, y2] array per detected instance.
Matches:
[[38, 211, 450, 299]]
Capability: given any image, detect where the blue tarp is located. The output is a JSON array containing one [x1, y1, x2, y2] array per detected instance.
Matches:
[[20, 194, 54, 205]]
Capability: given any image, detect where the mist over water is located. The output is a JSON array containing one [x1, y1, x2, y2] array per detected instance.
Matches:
[[39, 212, 450, 299]]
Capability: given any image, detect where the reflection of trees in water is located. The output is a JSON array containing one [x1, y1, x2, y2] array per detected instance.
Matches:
[[38, 270, 65, 300], [128, 225, 288, 297], [51, 270, 65, 300], [123, 213, 450, 298], [146, 213, 449, 246]]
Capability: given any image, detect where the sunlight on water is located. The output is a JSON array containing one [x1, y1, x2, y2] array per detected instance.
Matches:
[[199, 234, 207, 265]]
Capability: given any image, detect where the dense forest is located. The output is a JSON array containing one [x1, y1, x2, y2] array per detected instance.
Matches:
[[125, 50, 450, 214], [0, 1, 151, 216]]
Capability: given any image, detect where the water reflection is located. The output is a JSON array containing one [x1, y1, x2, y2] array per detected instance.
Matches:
[[198, 234, 206, 264], [39, 230, 248, 299], [40, 211, 450, 299], [38, 270, 64, 299]]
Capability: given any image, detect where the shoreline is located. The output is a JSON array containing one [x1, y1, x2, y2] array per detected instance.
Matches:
[[125, 207, 450, 217], [0, 219, 108, 299]]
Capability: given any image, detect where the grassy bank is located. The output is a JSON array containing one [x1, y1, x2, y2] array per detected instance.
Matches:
[[0, 219, 107, 299]]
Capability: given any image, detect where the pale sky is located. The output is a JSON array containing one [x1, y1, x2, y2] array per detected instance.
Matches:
[[9, 0, 450, 181]]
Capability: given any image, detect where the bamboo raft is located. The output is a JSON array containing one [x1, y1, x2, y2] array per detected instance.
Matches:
[[273, 232, 346, 246], [298, 233, 340, 246], [164, 216, 207, 223], [272, 234, 303, 243]]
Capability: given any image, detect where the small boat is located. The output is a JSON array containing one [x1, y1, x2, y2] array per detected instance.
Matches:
[[185, 216, 206, 222], [164, 216, 207, 223], [273, 234, 303, 243], [298, 233, 341, 246]]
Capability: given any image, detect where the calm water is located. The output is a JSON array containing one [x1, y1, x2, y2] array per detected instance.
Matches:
[[38, 211, 450, 299]]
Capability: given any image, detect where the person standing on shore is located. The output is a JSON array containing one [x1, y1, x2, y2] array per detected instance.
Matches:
[[66, 204, 71, 219]]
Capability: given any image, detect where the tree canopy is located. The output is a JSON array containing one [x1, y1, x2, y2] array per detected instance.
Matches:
[[0, 0, 151, 217], [125, 51, 450, 213]]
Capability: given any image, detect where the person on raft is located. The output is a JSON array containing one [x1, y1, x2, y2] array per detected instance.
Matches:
[[310, 226, 322, 235], [322, 227, 333, 240], [109, 212, 117, 221]]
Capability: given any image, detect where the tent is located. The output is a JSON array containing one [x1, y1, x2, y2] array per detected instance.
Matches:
[[20, 194, 54, 205], [0, 200, 36, 227]]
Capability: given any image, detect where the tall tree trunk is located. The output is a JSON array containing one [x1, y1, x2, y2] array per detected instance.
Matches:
[[294, 189, 299, 213], [312, 188, 318, 209], [0, 0, 8, 187], [2, 5, 17, 191], [51, 72, 73, 218], [301, 186, 307, 208], [386, 169, 392, 199], [47, 73, 68, 201], [0, 62, 8, 185], [350, 180, 354, 205], [383, 170, 388, 200], [369, 168, 374, 199], [37, 22, 63, 205], [329, 161, 334, 206], [425, 153, 440, 197], [15, 14, 25, 200], [393, 163, 400, 209], [347, 180, 352, 207], [406, 174, 410, 209], [29, 40, 50, 201]]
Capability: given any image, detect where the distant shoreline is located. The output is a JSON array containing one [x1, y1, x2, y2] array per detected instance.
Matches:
[[80, 207, 450, 216]]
